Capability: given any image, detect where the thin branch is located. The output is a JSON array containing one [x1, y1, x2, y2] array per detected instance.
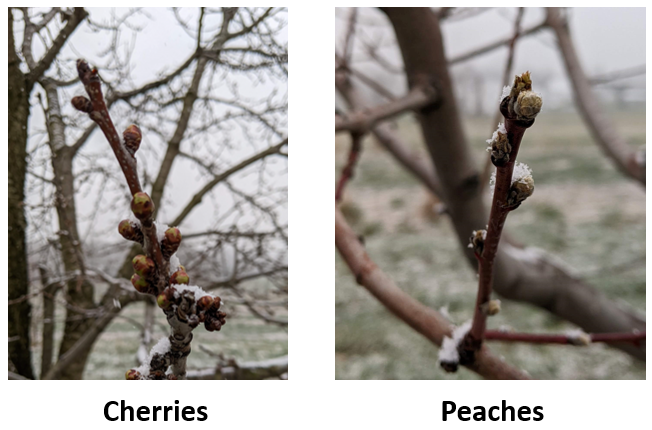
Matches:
[[546, 8, 645, 185], [481, 7, 525, 192], [335, 83, 438, 133], [335, 206, 530, 380], [589, 64, 646, 86], [335, 132, 363, 202], [485, 330, 646, 346], [171, 139, 287, 226], [448, 19, 547, 65]]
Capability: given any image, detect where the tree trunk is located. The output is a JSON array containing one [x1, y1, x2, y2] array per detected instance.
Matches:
[[8, 8, 35, 380]]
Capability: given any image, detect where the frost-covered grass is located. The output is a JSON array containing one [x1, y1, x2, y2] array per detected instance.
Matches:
[[29, 277, 287, 380], [335, 110, 645, 380]]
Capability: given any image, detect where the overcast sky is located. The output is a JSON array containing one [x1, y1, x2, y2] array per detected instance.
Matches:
[[336, 7, 645, 111]]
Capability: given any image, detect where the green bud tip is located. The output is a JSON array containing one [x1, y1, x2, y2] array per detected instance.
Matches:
[[170, 270, 189, 285], [164, 227, 182, 244], [132, 254, 155, 276], [157, 293, 171, 309], [131, 273, 149, 293], [131, 192, 154, 220]]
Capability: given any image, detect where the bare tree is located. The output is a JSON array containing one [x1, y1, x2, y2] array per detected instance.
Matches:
[[10, 7, 287, 379], [335, 7, 644, 379]]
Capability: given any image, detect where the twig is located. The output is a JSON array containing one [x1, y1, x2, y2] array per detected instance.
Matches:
[[335, 83, 438, 133], [480, 7, 524, 192], [485, 330, 646, 346], [335, 206, 530, 379], [546, 8, 645, 185], [448, 19, 547, 65], [335, 132, 363, 202], [466, 72, 541, 355]]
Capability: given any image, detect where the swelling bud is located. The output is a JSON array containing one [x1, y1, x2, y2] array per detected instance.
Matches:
[[131, 192, 154, 220]]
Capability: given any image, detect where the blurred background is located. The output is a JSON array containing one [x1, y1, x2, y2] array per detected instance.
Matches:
[[9, 7, 287, 379], [335, 7, 644, 379]]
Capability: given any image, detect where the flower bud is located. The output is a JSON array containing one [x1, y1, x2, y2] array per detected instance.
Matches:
[[131, 192, 154, 220], [515, 90, 543, 121], [123, 124, 142, 157], [131, 273, 149, 293], [118, 219, 144, 244], [161, 227, 182, 260], [507, 175, 534, 208], [132, 255, 155, 277], [125, 369, 141, 380], [72, 96, 93, 114], [468, 229, 487, 257], [170, 269, 189, 285], [486, 123, 511, 167], [197, 296, 214, 311], [480, 299, 501, 316], [157, 292, 171, 309]]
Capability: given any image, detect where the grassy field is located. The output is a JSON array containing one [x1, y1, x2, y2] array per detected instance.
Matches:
[[335, 110, 645, 380], [29, 276, 287, 380]]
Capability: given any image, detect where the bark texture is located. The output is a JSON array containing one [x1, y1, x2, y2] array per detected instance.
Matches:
[[8, 10, 35, 379]]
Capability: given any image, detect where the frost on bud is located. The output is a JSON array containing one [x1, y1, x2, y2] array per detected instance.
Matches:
[[515, 90, 543, 121], [131, 192, 154, 220], [567, 329, 592, 346], [125, 369, 141, 380], [170, 269, 189, 285], [468, 229, 487, 257], [487, 123, 511, 167], [161, 227, 182, 260], [72, 96, 93, 114], [132, 255, 155, 277], [480, 299, 501, 316], [131, 273, 149, 293], [118, 219, 143, 245], [506, 163, 534, 208], [123, 124, 142, 157]]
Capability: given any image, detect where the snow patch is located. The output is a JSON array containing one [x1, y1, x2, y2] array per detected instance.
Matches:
[[501, 85, 511, 101], [154, 221, 170, 243], [438, 320, 472, 365], [172, 284, 213, 300], [169, 253, 181, 273], [489, 162, 532, 196]]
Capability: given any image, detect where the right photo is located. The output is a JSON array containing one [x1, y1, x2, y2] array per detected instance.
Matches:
[[335, 7, 645, 379]]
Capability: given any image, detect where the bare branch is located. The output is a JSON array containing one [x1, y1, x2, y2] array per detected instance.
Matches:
[[547, 8, 644, 185], [336, 206, 530, 379]]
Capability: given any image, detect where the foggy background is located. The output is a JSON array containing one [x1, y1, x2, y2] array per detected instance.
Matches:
[[336, 7, 645, 114]]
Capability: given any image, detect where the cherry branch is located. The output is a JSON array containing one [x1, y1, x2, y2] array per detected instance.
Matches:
[[485, 330, 646, 346], [73, 59, 226, 380]]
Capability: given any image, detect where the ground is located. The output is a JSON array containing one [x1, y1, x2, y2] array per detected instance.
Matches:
[[335, 109, 645, 380]]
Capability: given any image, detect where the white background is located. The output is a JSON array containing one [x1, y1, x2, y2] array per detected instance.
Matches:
[[2, 1, 649, 428]]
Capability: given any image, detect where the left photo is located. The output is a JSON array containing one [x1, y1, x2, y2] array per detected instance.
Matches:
[[9, 7, 288, 380]]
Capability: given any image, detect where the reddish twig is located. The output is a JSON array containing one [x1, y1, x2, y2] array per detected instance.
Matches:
[[73, 59, 226, 380], [480, 7, 524, 192], [74, 59, 165, 288], [465, 72, 541, 356], [485, 330, 646, 346], [335, 131, 363, 202]]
